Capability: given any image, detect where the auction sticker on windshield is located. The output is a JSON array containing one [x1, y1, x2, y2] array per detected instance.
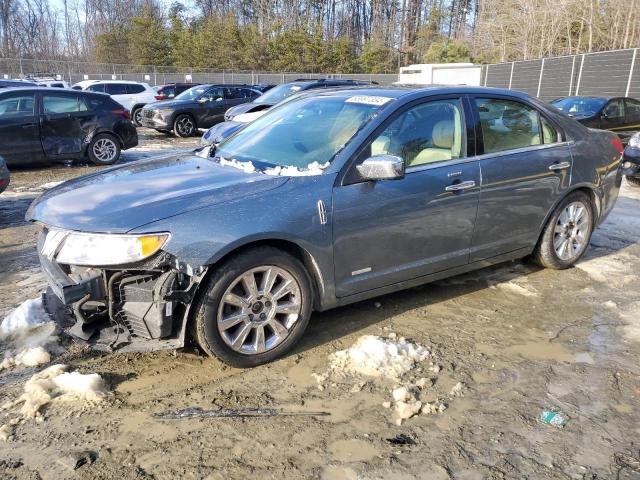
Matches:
[[345, 95, 392, 106]]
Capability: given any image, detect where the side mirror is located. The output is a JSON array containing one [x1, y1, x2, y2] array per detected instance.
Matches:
[[356, 155, 405, 181]]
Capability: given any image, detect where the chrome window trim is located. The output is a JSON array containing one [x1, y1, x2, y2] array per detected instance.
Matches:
[[404, 141, 574, 174]]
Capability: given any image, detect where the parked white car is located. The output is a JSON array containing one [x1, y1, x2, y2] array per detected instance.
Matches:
[[71, 80, 157, 126]]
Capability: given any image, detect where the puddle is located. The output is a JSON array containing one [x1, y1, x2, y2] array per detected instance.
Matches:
[[328, 439, 380, 462], [504, 341, 574, 362]]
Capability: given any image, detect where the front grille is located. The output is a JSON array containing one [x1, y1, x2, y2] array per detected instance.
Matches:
[[143, 109, 155, 119]]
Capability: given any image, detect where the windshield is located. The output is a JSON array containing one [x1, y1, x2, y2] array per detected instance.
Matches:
[[551, 97, 606, 116], [216, 94, 390, 171], [175, 85, 210, 101], [254, 83, 307, 105]]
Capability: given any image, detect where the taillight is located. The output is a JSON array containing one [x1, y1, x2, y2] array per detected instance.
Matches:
[[155, 95, 167, 100], [612, 137, 624, 155], [113, 109, 130, 119]]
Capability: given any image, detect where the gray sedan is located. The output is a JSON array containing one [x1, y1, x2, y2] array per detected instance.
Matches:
[[27, 86, 623, 367]]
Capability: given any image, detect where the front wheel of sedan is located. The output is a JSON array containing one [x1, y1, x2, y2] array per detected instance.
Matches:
[[87, 134, 121, 165], [174, 114, 196, 137], [533, 191, 593, 269], [192, 247, 313, 367]]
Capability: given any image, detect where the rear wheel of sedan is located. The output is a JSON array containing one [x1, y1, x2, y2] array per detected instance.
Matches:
[[132, 107, 143, 127], [87, 134, 121, 165], [174, 114, 196, 137], [533, 191, 593, 269], [192, 247, 313, 367]]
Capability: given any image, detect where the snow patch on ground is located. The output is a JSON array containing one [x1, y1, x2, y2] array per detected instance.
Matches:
[[0, 297, 60, 372], [37, 181, 63, 190], [325, 335, 429, 380], [493, 280, 538, 297], [314, 334, 463, 425], [0, 298, 49, 337], [1, 364, 108, 423], [0, 347, 51, 371]]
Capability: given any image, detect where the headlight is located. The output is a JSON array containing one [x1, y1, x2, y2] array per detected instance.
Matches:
[[55, 231, 170, 266]]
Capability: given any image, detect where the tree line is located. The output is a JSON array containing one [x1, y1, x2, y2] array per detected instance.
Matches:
[[0, 0, 638, 73]]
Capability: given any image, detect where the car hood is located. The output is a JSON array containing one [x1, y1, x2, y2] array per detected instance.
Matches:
[[26, 154, 289, 233], [227, 102, 273, 117], [146, 99, 196, 110]]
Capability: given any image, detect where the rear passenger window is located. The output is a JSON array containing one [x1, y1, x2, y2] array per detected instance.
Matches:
[[43, 94, 82, 113], [540, 116, 559, 144], [86, 84, 105, 93], [476, 98, 544, 154], [368, 99, 465, 168], [106, 84, 128, 95], [126, 84, 145, 94]]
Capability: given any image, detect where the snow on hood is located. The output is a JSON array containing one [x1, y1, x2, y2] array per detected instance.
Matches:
[[233, 110, 268, 123], [216, 156, 330, 177]]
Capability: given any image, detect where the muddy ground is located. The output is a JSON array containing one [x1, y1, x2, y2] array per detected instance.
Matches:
[[1, 129, 639, 480]]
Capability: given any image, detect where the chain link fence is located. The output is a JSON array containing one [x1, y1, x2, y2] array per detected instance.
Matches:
[[481, 48, 640, 101], [0, 57, 398, 86]]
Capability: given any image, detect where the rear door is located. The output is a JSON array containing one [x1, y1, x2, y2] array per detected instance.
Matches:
[[0, 91, 42, 166], [469, 96, 572, 261], [623, 98, 640, 138], [40, 92, 94, 158], [332, 96, 480, 297]]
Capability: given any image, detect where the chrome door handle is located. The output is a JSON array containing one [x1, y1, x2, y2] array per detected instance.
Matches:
[[445, 180, 476, 192], [548, 161, 571, 171]]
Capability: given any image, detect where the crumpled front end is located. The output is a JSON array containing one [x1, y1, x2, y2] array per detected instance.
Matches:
[[37, 226, 205, 352]]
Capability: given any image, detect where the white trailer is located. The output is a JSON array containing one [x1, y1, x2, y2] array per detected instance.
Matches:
[[397, 63, 482, 86]]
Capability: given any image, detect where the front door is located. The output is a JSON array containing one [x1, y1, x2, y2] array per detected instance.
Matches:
[[40, 92, 91, 158], [332, 97, 480, 297], [469, 96, 573, 261], [0, 91, 42, 166]]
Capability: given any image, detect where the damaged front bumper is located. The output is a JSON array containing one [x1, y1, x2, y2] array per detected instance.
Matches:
[[38, 233, 205, 353]]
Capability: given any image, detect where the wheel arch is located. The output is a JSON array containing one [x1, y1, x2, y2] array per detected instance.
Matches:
[[84, 129, 124, 155], [198, 238, 325, 310], [535, 184, 601, 246]]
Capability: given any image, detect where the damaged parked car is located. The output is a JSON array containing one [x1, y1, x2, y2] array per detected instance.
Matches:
[[0, 87, 138, 167], [27, 86, 623, 367]]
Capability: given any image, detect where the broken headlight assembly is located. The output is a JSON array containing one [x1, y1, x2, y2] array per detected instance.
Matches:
[[52, 231, 170, 266]]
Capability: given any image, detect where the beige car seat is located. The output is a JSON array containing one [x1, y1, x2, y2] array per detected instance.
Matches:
[[410, 118, 461, 166]]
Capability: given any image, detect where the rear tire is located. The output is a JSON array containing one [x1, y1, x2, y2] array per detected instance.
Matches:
[[192, 247, 313, 368], [625, 175, 640, 187], [132, 107, 143, 127], [174, 114, 196, 137], [87, 134, 121, 165], [533, 191, 593, 269]]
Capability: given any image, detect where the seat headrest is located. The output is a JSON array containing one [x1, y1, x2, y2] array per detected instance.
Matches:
[[432, 120, 454, 149], [502, 108, 532, 132]]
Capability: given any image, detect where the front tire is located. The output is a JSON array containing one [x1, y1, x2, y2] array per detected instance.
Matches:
[[192, 247, 313, 367], [626, 175, 640, 187], [533, 191, 593, 269], [174, 114, 196, 137], [87, 134, 121, 165]]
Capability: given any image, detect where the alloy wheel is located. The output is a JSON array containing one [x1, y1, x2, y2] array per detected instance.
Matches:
[[217, 266, 302, 355], [92, 138, 117, 163], [176, 116, 194, 136], [134, 109, 142, 125], [553, 201, 590, 261]]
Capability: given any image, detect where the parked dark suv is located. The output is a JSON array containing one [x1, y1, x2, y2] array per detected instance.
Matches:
[[0, 87, 138, 167], [154, 83, 200, 101], [140, 84, 261, 136], [224, 78, 376, 121]]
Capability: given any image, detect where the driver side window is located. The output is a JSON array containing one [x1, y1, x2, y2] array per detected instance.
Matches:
[[603, 99, 624, 119], [367, 99, 465, 168], [204, 87, 225, 102]]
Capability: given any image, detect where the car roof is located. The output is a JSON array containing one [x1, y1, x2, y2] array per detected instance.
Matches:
[[0, 86, 111, 96], [294, 85, 535, 101], [552, 96, 617, 101], [87, 80, 149, 85]]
